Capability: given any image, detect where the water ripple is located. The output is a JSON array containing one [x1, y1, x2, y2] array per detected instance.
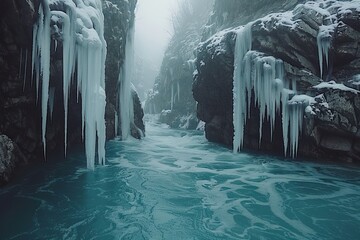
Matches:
[[0, 122, 359, 239]]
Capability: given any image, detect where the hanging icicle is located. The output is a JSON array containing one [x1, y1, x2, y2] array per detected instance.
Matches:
[[118, 24, 135, 140], [317, 24, 335, 79], [32, 0, 107, 168], [232, 22, 311, 158], [171, 84, 174, 110]]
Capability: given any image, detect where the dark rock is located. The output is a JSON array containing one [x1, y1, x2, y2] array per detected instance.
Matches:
[[320, 133, 352, 152], [132, 89, 145, 138], [314, 89, 358, 134], [333, 22, 360, 66], [105, 102, 117, 140], [284, 64, 322, 94], [353, 140, 360, 153], [193, 30, 235, 128], [205, 115, 233, 146], [103, 0, 144, 139], [0, 135, 26, 185], [203, 0, 306, 40]]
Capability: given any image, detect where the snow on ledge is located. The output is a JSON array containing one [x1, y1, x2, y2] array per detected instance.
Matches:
[[313, 81, 359, 94]]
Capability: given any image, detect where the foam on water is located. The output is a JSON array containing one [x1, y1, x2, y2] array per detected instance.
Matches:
[[1, 120, 360, 239]]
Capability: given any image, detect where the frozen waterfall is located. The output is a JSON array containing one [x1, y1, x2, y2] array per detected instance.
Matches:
[[118, 25, 135, 140], [317, 24, 335, 79], [232, 23, 310, 158], [32, 0, 107, 168], [232, 25, 252, 153]]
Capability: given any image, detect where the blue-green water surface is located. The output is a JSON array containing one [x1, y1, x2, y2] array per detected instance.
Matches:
[[1, 122, 360, 240]]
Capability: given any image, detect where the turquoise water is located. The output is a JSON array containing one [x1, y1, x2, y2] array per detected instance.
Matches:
[[1, 122, 360, 240]]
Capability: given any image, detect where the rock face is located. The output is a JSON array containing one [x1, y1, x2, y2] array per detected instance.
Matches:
[[194, 0, 360, 162], [103, 0, 144, 140], [0, 0, 142, 184], [0, 0, 42, 168], [0, 135, 26, 185], [144, 0, 213, 129], [202, 0, 306, 40]]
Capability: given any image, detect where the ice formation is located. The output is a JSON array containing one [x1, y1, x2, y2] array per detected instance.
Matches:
[[314, 81, 359, 94], [32, 0, 107, 168], [232, 23, 311, 158], [309, 0, 360, 79], [317, 24, 334, 79], [177, 81, 180, 102], [171, 84, 174, 110], [232, 24, 253, 153], [232, 0, 360, 157], [118, 25, 135, 140]]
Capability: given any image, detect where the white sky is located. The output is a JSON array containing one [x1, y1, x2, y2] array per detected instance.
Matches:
[[133, 0, 180, 98], [134, 0, 178, 68]]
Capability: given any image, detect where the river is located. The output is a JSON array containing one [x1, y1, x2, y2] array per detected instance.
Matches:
[[1, 121, 360, 239]]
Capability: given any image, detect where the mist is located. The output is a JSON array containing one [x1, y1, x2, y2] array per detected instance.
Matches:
[[133, 0, 179, 100]]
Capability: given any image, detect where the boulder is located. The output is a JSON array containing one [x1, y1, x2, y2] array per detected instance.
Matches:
[[0, 135, 26, 185]]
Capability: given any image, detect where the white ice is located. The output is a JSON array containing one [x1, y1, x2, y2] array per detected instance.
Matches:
[[119, 24, 135, 140], [314, 81, 359, 94], [232, 21, 314, 157], [32, 0, 107, 168]]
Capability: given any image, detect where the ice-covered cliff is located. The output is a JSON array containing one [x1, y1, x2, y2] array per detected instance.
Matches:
[[0, 0, 143, 184], [193, 0, 360, 162]]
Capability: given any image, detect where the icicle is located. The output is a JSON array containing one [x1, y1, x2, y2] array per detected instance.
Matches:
[[96, 86, 106, 166], [19, 48, 23, 78], [31, 23, 38, 89], [177, 81, 180, 101], [54, 39, 58, 52], [49, 87, 55, 120], [32, 0, 107, 168], [232, 21, 309, 157], [171, 84, 174, 110], [51, 10, 72, 155], [317, 24, 335, 79], [32, 2, 52, 156], [282, 90, 290, 156], [232, 24, 253, 153], [23, 49, 28, 91], [119, 24, 135, 140]]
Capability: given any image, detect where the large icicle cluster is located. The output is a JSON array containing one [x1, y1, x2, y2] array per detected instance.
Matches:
[[232, 0, 360, 158], [32, 0, 107, 169], [302, 0, 360, 79], [232, 23, 310, 158], [118, 25, 135, 140]]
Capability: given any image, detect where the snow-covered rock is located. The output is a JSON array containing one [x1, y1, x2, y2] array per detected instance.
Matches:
[[194, 0, 360, 162]]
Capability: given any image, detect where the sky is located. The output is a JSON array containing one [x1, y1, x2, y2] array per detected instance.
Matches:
[[133, 0, 179, 99]]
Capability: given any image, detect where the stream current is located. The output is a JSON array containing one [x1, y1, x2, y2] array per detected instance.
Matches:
[[1, 120, 360, 239]]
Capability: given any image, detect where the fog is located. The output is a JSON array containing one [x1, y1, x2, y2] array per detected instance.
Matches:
[[133, 0, 179, 100]]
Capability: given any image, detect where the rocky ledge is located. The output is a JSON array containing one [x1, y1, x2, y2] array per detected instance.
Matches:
[[193, 1, 360, 162]]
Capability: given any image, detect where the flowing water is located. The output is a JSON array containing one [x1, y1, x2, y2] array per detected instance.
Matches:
[[1, 121, 360, 240]]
